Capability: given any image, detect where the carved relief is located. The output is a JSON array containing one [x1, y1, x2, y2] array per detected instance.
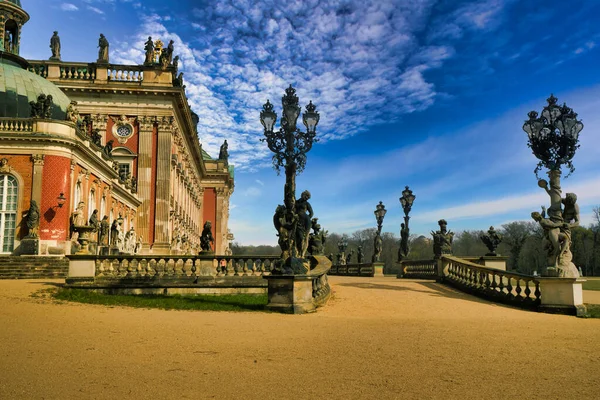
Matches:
[[0, 158, 11, 173], [31, 154, 45, 166]]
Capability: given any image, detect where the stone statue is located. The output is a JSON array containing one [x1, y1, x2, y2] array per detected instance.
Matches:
[[110, 219, 119, 247], [172, 55, 179, 78], [160, 39, 174, 68], [274, 205, 295, 261], [88, 209, 100, 232], [124, 227, 136, 253], [90, 129, 102, 147], [532, 210, 567, 271], [398, 222, 410, 261], [25, 200, 40, 239], [175, 72, 184, 87], [219, 140, 229, 161], [200, 220, 214, 252], [50, 31, 61, 60], [99, 216, 109, 246], [337, 253, 344, 265], [308, 217, 326, 255], [29, 94, 53, 119], [295, 190, 313, 258], [143, 36, 154, 64], [346, 249, 354, 264], [72, 201, 86, 227], [4, 32, 12, 53], [97, 34, 109, 63], [357, 246, 364, 263], [103, 140, 114, 157], [66, 101, 81, 124], [372, 234, 383, 262], [480, 226, 503, 256], [431, 219, 453, 259], [135, 234, 143, 254], [327, 253, 334, 262]]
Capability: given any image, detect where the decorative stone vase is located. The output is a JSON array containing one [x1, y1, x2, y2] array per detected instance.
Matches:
[[73, 225, 96, 254]]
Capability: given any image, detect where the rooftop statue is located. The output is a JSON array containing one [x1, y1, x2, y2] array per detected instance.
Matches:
[[143, 36, 154, 65], [97, 34, 109, 63], [29, 94, 53, 119], [219, 140, 229, 161], [50, 31, 61, 61]]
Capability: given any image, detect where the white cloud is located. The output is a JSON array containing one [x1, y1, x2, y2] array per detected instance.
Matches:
[[87, 6, 104, 14], [60, 3, 79, 11]]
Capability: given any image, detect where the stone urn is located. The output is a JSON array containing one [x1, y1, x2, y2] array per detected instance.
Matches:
[[73, 225, 96, 254]]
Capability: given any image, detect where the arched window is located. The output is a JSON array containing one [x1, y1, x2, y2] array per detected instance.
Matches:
[[4, 20, 19, 54], [100, 196, 106, 218], [74, 181, 82, 209], [0, 175, 18, 253], [88, 189, 96, 219]]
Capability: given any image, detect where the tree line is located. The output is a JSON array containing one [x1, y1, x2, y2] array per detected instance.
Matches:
[[231, 207, 600, 276]]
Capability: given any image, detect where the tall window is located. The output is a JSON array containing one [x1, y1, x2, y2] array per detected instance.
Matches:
[[118, 163, 130, 178], [100, 196, 106, 218], [88, 190, 96, 219], [0, 175, 18, 253], [74, 181, 82, 209]]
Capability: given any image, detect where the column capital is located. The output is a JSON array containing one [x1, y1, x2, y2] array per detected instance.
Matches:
[[31, 154, 45, 166]]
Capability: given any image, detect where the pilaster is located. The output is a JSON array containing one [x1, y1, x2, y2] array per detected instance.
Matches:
[[30, 154, 44, 206], [153, 116, 173, 251], [136, 116, 155, 251]]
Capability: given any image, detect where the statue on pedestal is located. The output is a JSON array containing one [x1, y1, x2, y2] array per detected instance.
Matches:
[[110, 220, 119, 247], [99, 216, 109, 246], [200, 221, 214, 252], [219, 140, 229, 161], [432, 219, 453, 259], [25, 200, 40, 238], [97, 34, 109, 63], [295, 190, 313, 258], [308, 217, 326, 256], [357, 246, 364, 264], [50, 31, 61, 60], [143, 36, 154, 64]]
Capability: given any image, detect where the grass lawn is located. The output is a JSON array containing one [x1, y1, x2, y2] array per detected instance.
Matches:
[[44, 287, 269, 312], [582, 278, 600, 291], [585, 304, 600, 318]]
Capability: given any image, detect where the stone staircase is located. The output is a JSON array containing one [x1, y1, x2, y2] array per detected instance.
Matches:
[[0, 256, 69, 279]]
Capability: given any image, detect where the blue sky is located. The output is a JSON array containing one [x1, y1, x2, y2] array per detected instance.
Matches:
[[19, 0, 600, 245]]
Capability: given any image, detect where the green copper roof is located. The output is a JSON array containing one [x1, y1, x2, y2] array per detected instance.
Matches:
[[0, 59, 71, 119], [201, 148, 212, 160], [2, 0, 22, 8]]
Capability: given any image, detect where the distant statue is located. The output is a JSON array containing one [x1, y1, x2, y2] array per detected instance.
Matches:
[[124, 227, 136, 253], [219, 140, 229, 161], [295, 190, 313, 258], [135, 234, 143, 254], [346, 249, 354, 264], [327, 253, 334, 262], [66, 101, 81, 124], [4, 31, 12, 53], [175, 72, 184, 87], [357, 246, 364, 263], [103, 139, 114, 157], [29, 94, 53, 119], [50, 31, 61, 60], [372, 234, 383, 262], [97, 34, 109, 63], [110, 220, 119, 247], [398, 222, 410, 261], [90, 129, 102, 147], [431, 219, 453, 259], [480, 226, 503, 256], [172, 55, 179, 79], [308, 217, 327, 255], [25, 200, 40, 238], [143, 36, 154, 64], [72, 201, 86, 227], [160, 39, 174, 68], [200, 221, 214, 252], [88, 209, 100, 232], [99, 216, 109, 246], [273, 204, 294, 261]]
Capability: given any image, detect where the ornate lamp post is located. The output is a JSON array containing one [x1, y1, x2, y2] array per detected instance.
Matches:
[[523, 94, 583, 277], [261, 85, 320, 274], [398, 186, 416, 261], [372, 201, 386, 262]]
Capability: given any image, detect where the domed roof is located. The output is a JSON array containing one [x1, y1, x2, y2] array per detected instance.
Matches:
[[2, 1, 23, 8], [0, 59, 71, 120]]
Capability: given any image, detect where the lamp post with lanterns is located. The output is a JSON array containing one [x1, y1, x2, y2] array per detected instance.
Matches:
[[372, 201, 387, 262], [398, 186, 416, 261]]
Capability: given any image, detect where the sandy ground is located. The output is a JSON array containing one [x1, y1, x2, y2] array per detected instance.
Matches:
[[1, 277, 599, 400]]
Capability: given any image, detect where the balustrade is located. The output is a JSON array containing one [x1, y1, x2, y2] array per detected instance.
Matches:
[[441, 255, 541, 307], [28, 63, 48, 78], [108, 65, 144, 82], [60, 64, 96, 80], [0, 118, 33, 132], [329, 263, 376, 277], [401, 259, 437, 279]]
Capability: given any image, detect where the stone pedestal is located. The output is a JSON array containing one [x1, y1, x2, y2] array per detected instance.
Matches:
[[19, 238, 39, 255], [264, 274, 316, 314], [478, 256, 508, 271], [110, 246, 120, 255], [68, 258, 96, 278], [199, 252, 216, 276], [98, 246, 109, 256], [538, 277, 587, 317], [372, 261, 384, 277]]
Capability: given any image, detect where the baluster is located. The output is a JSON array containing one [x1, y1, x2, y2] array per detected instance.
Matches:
[[534, 281, 541, 303], [506, 277, 513, 299], [524, 280, 532, 302], [515, 279, 522, 300], [60, 67, 65, 79], [498, 273, 505, 294], [191, 259, 197, 277], [242, 259, 249, 276]]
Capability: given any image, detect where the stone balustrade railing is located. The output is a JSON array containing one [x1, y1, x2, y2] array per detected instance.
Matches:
[[441, 255, 541, 308], [329, 263, 375, 277], [400, 259, 437, 279], [60, 63, 97, 80], [84, 254, 279, 279], [0, 118, 34, 132], [107, 65, 144, 82]]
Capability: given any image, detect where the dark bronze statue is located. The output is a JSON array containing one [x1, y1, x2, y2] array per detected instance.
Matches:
[[431, 219, 454, 259], [200, 221, 214, 252], [308, 217, 326, 255], [97, 34, 109, 63], [480, 226, 502, 256], [372, 235, 383, 262], [103, 140, 114, 157], [357, 245, 364, 263], [50, 31, 61, 60], [219, 140, 229, 161], [144, 36, 154, 64], [25, 200, 40, 238], [30, 94, 53, 119], [399, 222, 410, 261]]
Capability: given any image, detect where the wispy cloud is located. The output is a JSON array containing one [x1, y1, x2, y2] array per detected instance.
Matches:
[[60, 3, 79, 11], [87, 6, 105, 14]]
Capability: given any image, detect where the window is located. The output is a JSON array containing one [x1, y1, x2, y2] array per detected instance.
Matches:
[[100, 196, 106, 218], [0, 175, 18, 253], [88, 190, 96, 219], [74, 181, 82, 209], [118, 163, 130, 178]]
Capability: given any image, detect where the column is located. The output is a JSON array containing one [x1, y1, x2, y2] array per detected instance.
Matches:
[[136, 116, 155, 251], [153, 117, 173, 251], [30, 154, 45, 206]]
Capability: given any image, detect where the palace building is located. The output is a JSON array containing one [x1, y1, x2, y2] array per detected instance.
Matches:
[[0, 0, 234, 256]]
